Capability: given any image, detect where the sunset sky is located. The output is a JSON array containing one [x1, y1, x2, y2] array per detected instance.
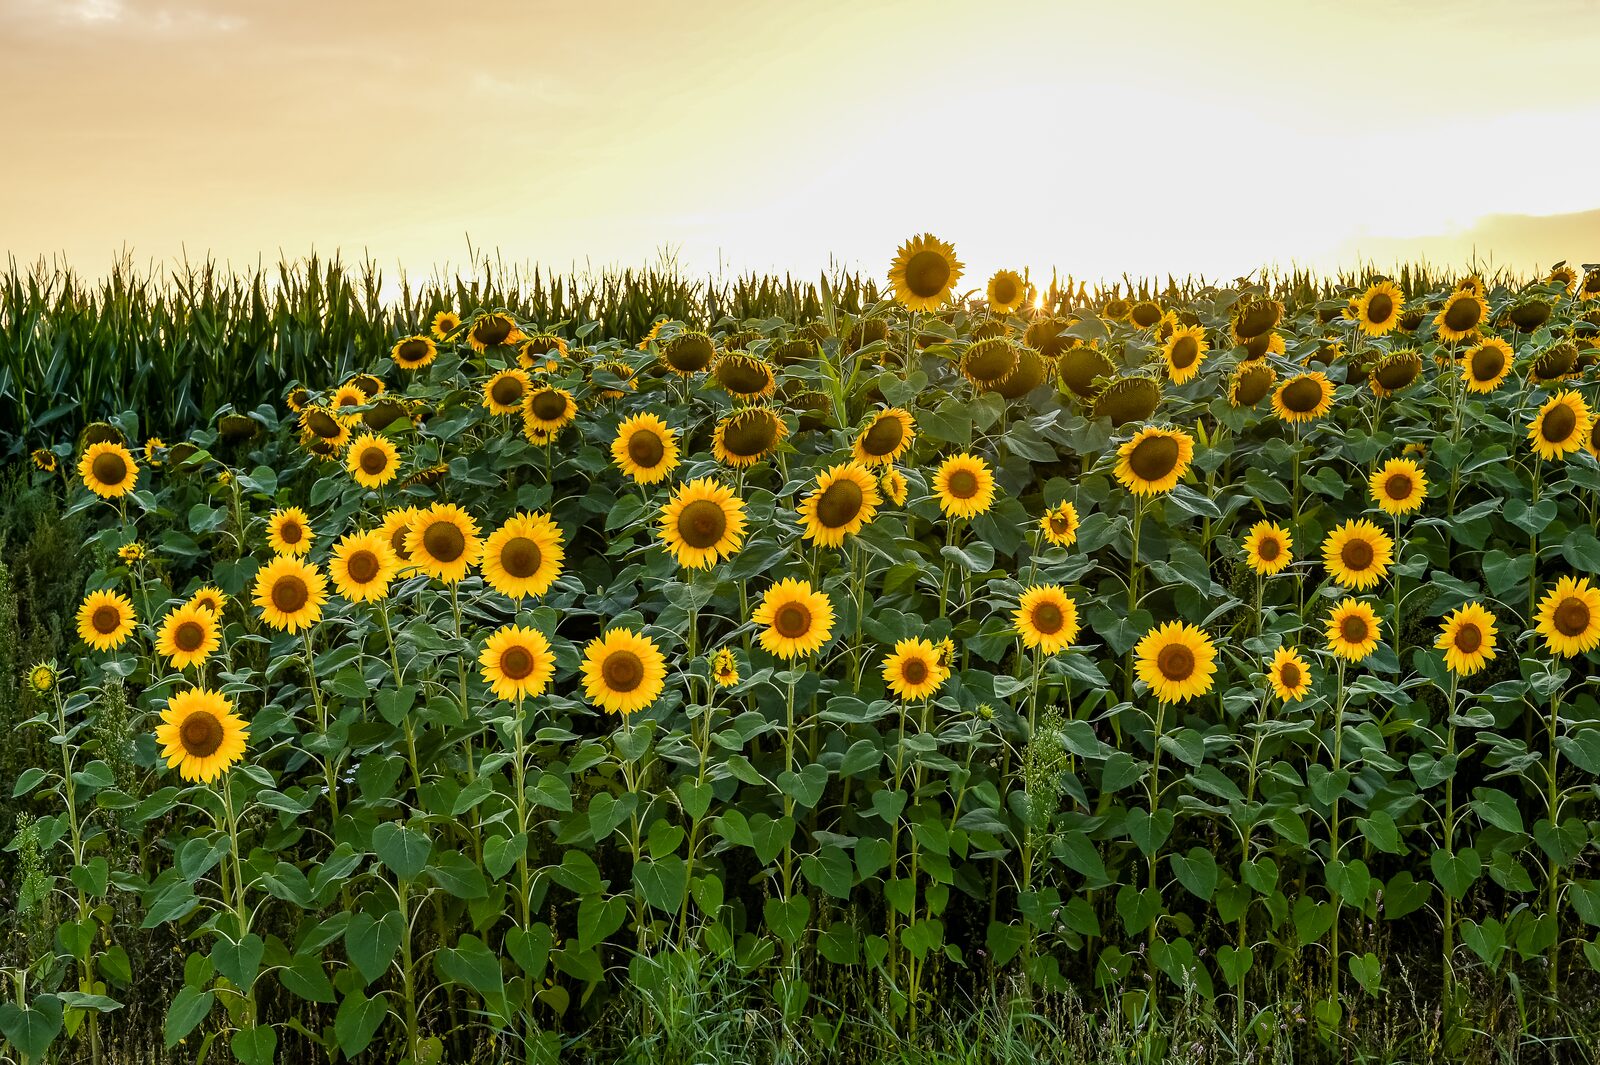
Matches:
[[5, 0, 1599, 289]]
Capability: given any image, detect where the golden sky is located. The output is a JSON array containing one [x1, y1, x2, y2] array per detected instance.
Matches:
[[5, 0, 1599, 288]]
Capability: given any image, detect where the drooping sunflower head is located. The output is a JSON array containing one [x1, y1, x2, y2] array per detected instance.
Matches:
[[1092, 376, 1162, 427], [467, 312, 524, 353], [78, 442, 139, 499], [1135, 621, 1217, 704], [406, 504, 483, 584], [1352, 281, 1404, 336], [661, 331, 717, 375], [299, 405, 350, 449], [482, 512, 565, 599], [714, 353, 777, 401], [1229, 363, 1278, 408], [581, 628, 668, 716], [1102, 296, 1131, 321], [1526, 390, 1593, 461], [993, 347, 1048, 399], [1435, 291, 1488, 342], [611, 413, 680, 484], [188, 585, 229, 617], [1013, 585, 1081, 654], [330, 530, 399, 603], [1040, 500, 1079, 548], [1267, 646, 1312, 702], [516, 333, 570, 371], [1272, 372, 1335, 424], [1056, 346, 1116, 402], [853, 408, 916, 466], [888, 233, 963, 312], [479, 624, 556, 702], [754, 578, 835, 660], [348, 373, 384, 402], [156, 602, 220, 671], [710, 647, 740, 688], [1128, 300, 1163, 330], [522, 386, 578, 434], [1242, 521, 1293, 576], [1160, 326, 1209, 385], [961, 337, 1021, 389], [1436, 602, 1499, 676], [1114, 426, 1195, 496], [266, 507, 314, 557], [1231, 298, 1283, 343], [591, 357, 637, 401], [1580, 269, 1600, 301], [363, 399, 411, 433], [847, 318, 891, 353], [1322, 519, 1394, 591], [430, 310, 462, 340], [154, 688, 249, 783], [882, 637, 950, 701], [483, 369, 533, 415], [1240, 330, 1285, 362], [1531, 341, 1578, 384], [1369, 350, 1424, 398], [392, 335, 439, 371], [660, 478, 748, 569], [253, 555, 328, 633], [1022, 316, 1077, 359], [798, 463, 881, 549], [346, 433, 401, 489], [1535, 575, 1600, 657], [76, 589, 136, 651], [1325, 598, 1382, 662], [713, 407, 787, 468], [933, 453, 996, 520], [1506, 297, 1553, 332], [1369, 458, 1428, 517], [986, 269, 1027, 314]]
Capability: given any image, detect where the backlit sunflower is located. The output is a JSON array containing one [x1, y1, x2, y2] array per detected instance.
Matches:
[[713, 408, 787, 468], [329, 530, 398, 603], [1369, 350, 1424, 397], [711, 647, 740, 688], [1435, 291, 1488, 342], [1322, 519, 1394, 591], [933, 453, 996, 519], [188, 585, 228, 616], [1369, 458, 1427, 516], [299, 406, 351, 449], [517, 334, 569, 370], [483, 512, 565, 597], [661, 331, 717, 375], [1056, 346, 1116, 402], [797, 463, 881, 548], [392, 335, 439, 370], [1460, 337, 1513, 392], [888, 233, 963, 312], [1527, 390, 1592, 461], [1161, 326, 1209, 385], [1436, 602, 1499, 676], [31, 448, 57, 472], [1135, 621, 1217, 704], [522, 386, 578, 434], [1272, 372, 1335, 424], [483, 369, 533, 415], [1229, 363, 1278, 408], [1242, 521, 1293, 576], [853, 408, 916, 466], [1024, 316, 1077, 358], [155, 603, 220, 671], [882, 638, 950, 701], [467, 312, 524, 352], [346, 433, 400, 489], [155, 688, 248, 783], [1548, 264, 1578, 294], [1128, 300, 1163, 330], [430, 311, 461, 340], [1534, 575, 1600, 657], [1267, 646, 1312, 702], [1352, 281, 1404, 336], [986, 269, 1027, 314], [1325, 598, 1382, 662], [76, 590, 136, 651], [659, 479, 748, 569], [1013, 585, 1081, 654], [1115, 426, 1194, 496], [479, 625, 556, 702], [253, 556, 328, 632], [714, 354, 777, 402], [379, 507, 421, 565], [406, 504, 483, 584], [78, 442, 139, 499], [1092, 376, 1163, 426], [1231, 298, 1282, 344], [266, 507, 313, 557], [581, 629, 667, 716], [611, 413, 680, 484], [1040, 501, 1079, 548], [754, 579, 834, 659], [880, 468, 908, 506]]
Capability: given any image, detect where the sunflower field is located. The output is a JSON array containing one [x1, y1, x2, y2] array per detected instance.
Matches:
[[5, 241, 1600, 1064]]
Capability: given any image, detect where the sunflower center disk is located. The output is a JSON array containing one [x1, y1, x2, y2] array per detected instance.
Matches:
[[774, 603, 812, 639], [1156, 644, 1196, 682], [628, 430, 665, 467], [1341, 539, 1375, 572], [1031, 603, 1064, 635], [677, 500, 728, 549], [1367, 293, 1393, 323], [272, 575, 310, 613], [423, 522, 466, 563], [1129, 436, 1180, 482], [476, 318, 512, 345], [501, 646, 536, 680], [1555, 596, 1591, 637], [905, 251, 951, 298], [901, 658, 929, 685], [862, 417, 904, 456], [1385, 475, 1413, 502], [174, 621, 206, 652], [91, 452, 128, 485], [92, 605, 122, 634], [1279, 663, 1301, 689], [360, 447, 388, 474], [347, 551, 380, 584], [1445, 300, 1481, 332], [389, 527, 411, 559], [816, 480, 864, 529], [1454, 623, 1483, 654], [1170, 336, 1198, 369], [500, 537, 543, 578], [1472, 347, 1505, 381], [179, 711, 225, 758], [530, 392, 567, 420], [1282, 378, 1322, 412], [947, 470, 978, 499], [397, 339, 428, 362], [1542, 404, 1577, 444], [1258, 537, 1281, 561], [601, 650, 644, 693], [280, 522, 303, 544], [1340, 616, 1369, 644]]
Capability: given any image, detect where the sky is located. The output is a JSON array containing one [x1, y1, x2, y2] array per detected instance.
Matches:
[[4, 0, 1599, 291]]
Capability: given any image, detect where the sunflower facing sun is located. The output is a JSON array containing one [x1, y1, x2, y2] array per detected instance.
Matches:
[[346, 433, 400, 489], [479, 625, 556, 702], [986, 269, 1027, 314], [581, 629, 668, 716], [853, 408, 916, 466], [1368, 458, 1428, 517], [1135, 621, 1217, 704], [77, 590, 136, 651], [1535, 575, 1600, 657], [1013, 585, 1081, 654], [1242, 521, 1293, 576], [155, 688, 249, 783], [1266, 646, 1313, 702], [659, 479, 748, 569], [254, 556, 328, 632], [156, 602, 220, 671], [79, 442, 139, 499], [797, 463, 881, 548], [1115, 426, 1195, 496], [1161, 326, 1209, 385], [1322, 519, 1394, 591], [1352, 281, 1404, 336], [933, 453, 996, 519], [754, 579, 835, 659], [881, 638, 951, 701], [329, 531, 399, 603], [267, 507, 314, 557], [1527, 390, 1593, 461], [612, 414, 680, 484], [1325, 598, 1382, 662], [1436, 602, 1499, 676], [407, 504, 483, 584], [889, 234, 963, 312], [1272, 372, 1335, 424], [483, 512, 565, 598]]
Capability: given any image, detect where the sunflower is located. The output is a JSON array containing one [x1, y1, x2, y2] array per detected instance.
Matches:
[[483, 369, 533, 415], [189, 585, 229, 616], [1581, 270, 1600, 301], [1128, 300, 1163, 330], [1161, 326, 1209, 385], [467, 312, 524, 353], [638, 318, 669, 350], [117, 542, 146, 564], [407, 504, 483, 583], [1369, 350, 1424, 398], [1135, 621, 1217, 704], [1527, 390, 1593, 461], [659, 479, 748, 569], [1267, 646, 1313, 702], [1535, 576, 1600, 657], [392, 334, 439, 371], [1116, 426, 1194, 495], [1231, 298, 1282, 343], [1436, 602, 1499, 676], [299, 406, 351, 450], [1242, 521, 1293, 576], [430, 311, 461, 340], [709, 647, 741, 688], [346, 434, 400, 489], [984, 269, 1027, 314], [379, 506, 421, 565], [1153, 311, 1181, 344], [76, 590, 136, 651], [482, 512, 565, 598], [285, 385, 311, 413], [1092, 376, 1163, 426], [1588, 417, 1600, 461], [154, 688, 248, 783], [1460, 338, 1513, 392], [1352, 281, 1404, 336], [30, 448, 57, 472], [592, 357, 637, 399], [933, 453, 996, 519], [1272, 372, 1335, 424], [853, 408, 916, 466], [78, 442, 139, 499], [1040, 501, 1079, 548], [714, 354, 777, 402], [328, 531, 399, 603], [1322, 519, 1394, 591], [522, 387, 578, 434], [1229, 363, 1278, 408], [581, 629, 667, 716], [1549, 264, 1579, 294], [347, 373, 384, 401], [1531, 342, 1578, 384], [888, 233, 963, 312], [331, 384, 368, 421], [27, 662, 56, 694], [882, 638, 950, 701], [1056, 346, 1116, 402], [872, 470, 905, 509], [1435, 291, 1488, 342], [1325, 598, 1382, 662], [797, 463, 881, 548], [713, 408, 787, 468], [661, 331, 717, 375], [254, 556, 328, 632], [517, 334, 569, 370], [754, 578, 835, 659], [610, 413, 680, 484], [266, 507, 314, 557], [1369, 458, 1427, 516], [156, 603, 220, 670], [1014, 585, 1081, 654], [1023, 317, 1077, 358], [143, 437, 165, 467], [479, 625, 556, 702]]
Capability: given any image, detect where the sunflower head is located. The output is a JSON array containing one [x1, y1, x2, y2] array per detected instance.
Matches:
[[467, 312, 524, 352], [961, 338, 1021, 389], [347, 433, 401, 488], [522, 387, 578, 434], [1325, 598, 1382, 662], [392, 334, 439, 370], [430, 310, 462, 340], [1506, 298, 1553, 332], [888, 234, 963, 312], [480, 625, 556, 702], [1527, 390, 1593, 461], [1322, 519, 1394, 591], [612, 413, 680, 484], [77, 590, 136, 651], [1267, 646, 1312, 702], [710, 648, 740, 688], [267, 507, 314, 557], [484, 369, 533, 415], [155, 687, 249, 783], [1162, 326, 1209, 385], [851, 408, 916, 467], [1241, 330, 1285, 361], [581, 629, 668, 716], [26, 662, 57, 694], [79, 442, 139, 499], [1231, 298, 1282, 343], [661, 331, 717, 375], [189, 586, 229, 616], [714, 353, 777, 401], [30, 448, 58, 472], [517, 334, 570, 370], [1135, 621, 1217, 704], [660, 479, 748, 569], [1242, 521, 1293, 576], [1531, 341, 1578, 384], [1369, 458, 1427, 517], [1436, 602, 1499, 677], [1228, 363, 1278, 408], [933, 453, 996, 520], [1056, 346, 1116, 402], [1369, 350, 1424, 398], [330, 531, 399, 603], [992, 348, 1048, 399], [714, 408, 787, 468], [300, 406, 350, 449], [1352, 281, 1404, 336], [1128, 301, 1163, 330], [986, 270, 1027, 314], [117, 542, 146, 564], [1040, 501, 1079, 548], [754, 579, 835, 659], [406, 504, 483, 584], [1272, 372, 1335, 424], [1536, 576, 1600, 657], [798, 463, 881, 548], [1435, 291, 1488, 342], [1115, 426, 1195, 496], [882, 638, 951, 701], [1102, 297, 1131, 321], [1014, 585, 1081, 654], [1092, 376, 1162, 427], [254, 556, 328, 633], [156, 602, 220, 670], [1023, 316, 1077, 359], [380, 506, 421, 564]]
